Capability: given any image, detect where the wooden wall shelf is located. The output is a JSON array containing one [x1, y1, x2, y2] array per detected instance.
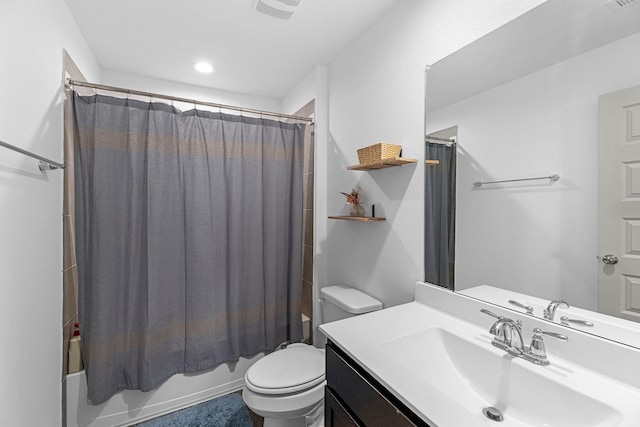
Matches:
[[328, 216, 386, 222], [347, 157, 417, 171]]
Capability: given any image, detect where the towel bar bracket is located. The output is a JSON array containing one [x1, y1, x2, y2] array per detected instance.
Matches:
[[38, 160, 60, 171]]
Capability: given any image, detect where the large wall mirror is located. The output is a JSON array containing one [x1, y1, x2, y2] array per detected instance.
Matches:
[[424, 0, 640, 348]]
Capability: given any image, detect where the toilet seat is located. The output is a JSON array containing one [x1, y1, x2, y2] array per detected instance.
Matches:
[[245, 344, 325, 395]]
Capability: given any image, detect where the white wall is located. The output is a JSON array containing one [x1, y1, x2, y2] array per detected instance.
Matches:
[[281, 67, 318, 116], [101, 70, 281, 113], [426, 32, 640, 310], [0, 0, 100, 425], [322, 0, 545, 308]]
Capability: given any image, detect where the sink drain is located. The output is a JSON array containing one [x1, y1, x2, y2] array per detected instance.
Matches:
[[482, 407, 504, 422]]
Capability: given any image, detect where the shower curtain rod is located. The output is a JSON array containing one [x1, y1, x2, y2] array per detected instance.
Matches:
[[425, 135, 456, 144], [67, 79, 314, 124]]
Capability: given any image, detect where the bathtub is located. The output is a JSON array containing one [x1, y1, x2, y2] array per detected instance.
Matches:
[[66, 353, 263, 427]]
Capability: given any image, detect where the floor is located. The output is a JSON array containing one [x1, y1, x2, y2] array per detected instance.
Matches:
[[131, 390, 264, 427]]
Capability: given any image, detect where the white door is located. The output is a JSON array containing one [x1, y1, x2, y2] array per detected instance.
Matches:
[[598, 84, 640, 322]]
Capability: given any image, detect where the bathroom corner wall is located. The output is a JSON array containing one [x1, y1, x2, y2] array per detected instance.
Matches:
[[0, 1, 100, 426], [281, 65, 329, 345], [283, 95, 316, 338], [62, 49, 96, 426], [295, 101, 316, 325], [323, 0, 546, 308]]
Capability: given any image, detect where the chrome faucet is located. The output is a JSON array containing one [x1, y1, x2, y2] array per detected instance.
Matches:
[[481, 309, 524, 355], [491, 318, 524, 355], [481, 309, 568, 366], [543, 300, 569, 321]]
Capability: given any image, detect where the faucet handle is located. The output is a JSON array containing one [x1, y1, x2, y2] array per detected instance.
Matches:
[[508, 299, 534, 315], [533, 328, 569, 342], [560, 316, 594, 327], [527, 328, 568, 366], [481, 309, 522, 330], [480, 308, 503, 320]]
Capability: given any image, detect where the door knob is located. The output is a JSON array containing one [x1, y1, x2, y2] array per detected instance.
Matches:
[[602, 254, 618, 265]]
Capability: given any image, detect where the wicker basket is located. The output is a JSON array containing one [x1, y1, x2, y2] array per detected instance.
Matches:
[[356, 142, 402, 165]]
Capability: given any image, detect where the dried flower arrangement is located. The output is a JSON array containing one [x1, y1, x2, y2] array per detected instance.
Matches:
[[340, 187, 365, 216], [340, 187, 361, 206]]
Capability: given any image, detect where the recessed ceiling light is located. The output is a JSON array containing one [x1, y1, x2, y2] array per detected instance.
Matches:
[[194, 62, 214, 73], [254, 0, 303, 20]]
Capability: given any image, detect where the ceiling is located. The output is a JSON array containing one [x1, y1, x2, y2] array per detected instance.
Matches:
[[64, 0, 400, 99], [427, 0, 640, 112]]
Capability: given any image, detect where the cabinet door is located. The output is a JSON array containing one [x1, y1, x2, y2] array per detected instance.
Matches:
[[325, 387, 359, 427], [326, 341, 428, 427]]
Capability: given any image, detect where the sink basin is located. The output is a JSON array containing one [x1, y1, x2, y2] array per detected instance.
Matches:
[[321, 283, 640, 427], [381, 327, 625, 426]]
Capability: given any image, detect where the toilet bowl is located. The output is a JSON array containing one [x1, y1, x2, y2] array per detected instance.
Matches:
[[242, 285, 383, 427], [243, 343, 325, 427]]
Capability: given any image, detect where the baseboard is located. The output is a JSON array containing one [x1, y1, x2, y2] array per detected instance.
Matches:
[[112, 378, 246, 426]]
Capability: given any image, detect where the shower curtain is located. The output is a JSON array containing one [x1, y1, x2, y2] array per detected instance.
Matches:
[[73, 93, 305, 404], [424, 142, 456, 290]]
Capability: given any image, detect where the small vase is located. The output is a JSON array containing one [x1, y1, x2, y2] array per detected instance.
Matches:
[[349, 204, 365, 217]]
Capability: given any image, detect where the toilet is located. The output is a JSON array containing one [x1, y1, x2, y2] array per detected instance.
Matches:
[[242, 285, 383, 427]]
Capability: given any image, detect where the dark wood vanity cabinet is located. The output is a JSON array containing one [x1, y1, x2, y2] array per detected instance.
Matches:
[[325, 340, 430, 427]]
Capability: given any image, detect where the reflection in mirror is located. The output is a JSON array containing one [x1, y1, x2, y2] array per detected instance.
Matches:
[[424, 128, 457, 290], [424, 0, 640, 348], [463, 285, 640, 349]]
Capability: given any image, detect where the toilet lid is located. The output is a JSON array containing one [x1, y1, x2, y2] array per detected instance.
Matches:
[[245, 345, 325, 395]]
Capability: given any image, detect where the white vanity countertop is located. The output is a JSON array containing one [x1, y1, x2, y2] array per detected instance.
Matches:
[[321, 301, 472, 426], [320, 291, 640, 427]]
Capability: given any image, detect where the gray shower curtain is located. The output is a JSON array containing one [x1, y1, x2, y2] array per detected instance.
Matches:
[[425, 142, 456, 290], [73, 93, 304, 404]]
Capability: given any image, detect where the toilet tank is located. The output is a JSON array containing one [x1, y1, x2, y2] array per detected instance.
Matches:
[[320, 285, 383, 324]]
